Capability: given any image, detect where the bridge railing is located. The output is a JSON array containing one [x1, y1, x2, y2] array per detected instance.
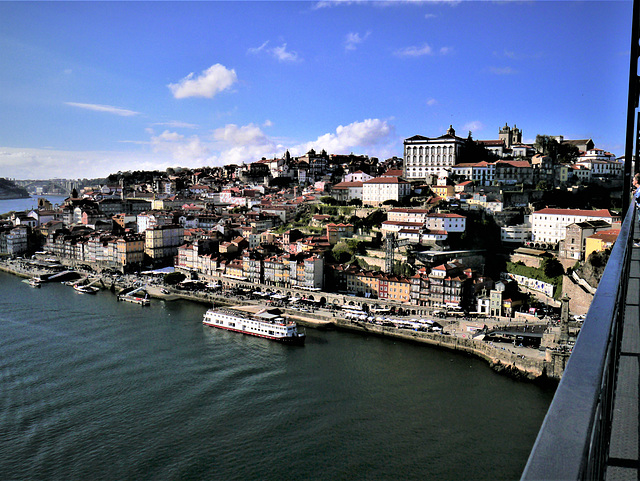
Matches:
[[520, 202, 634, 480]]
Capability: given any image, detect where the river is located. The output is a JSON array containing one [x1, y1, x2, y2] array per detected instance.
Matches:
[[0, 195, 67, 214], [0, 272, 553, 480]]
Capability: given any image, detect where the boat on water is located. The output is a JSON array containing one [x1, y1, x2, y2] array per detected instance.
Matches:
[[73, 284, 99, 294], [203, 308, 305, 345], [26, 277, 42, 288]]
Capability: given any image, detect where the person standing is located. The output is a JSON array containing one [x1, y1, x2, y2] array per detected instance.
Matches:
[[633, 173, 640, 246]]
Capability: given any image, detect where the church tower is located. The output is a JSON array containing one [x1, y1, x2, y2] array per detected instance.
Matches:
[[498, 123, 522, 148]]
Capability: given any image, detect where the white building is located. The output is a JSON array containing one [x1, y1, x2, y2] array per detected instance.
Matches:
[[331, 181, 364, 203], [137, 211, 174, 233], [530, 208, 618, 246], [387, 208, 430, 224], [362, 176, 411, 206], [450, 161, 496, 186], [344, 170, 373, 183], [500, 224, 532, 244], [403, 126, 466, 180]]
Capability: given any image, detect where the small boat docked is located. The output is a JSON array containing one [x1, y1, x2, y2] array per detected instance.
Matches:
[[27, 277, 42, 288], [203, 308, 305, 345], [73, 284, 99, 294]]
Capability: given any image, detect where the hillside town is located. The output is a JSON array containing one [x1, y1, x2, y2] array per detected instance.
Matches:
[[0, 124, 623, 320]]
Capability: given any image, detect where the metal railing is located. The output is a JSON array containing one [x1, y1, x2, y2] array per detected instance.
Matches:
[[521, 202, 635, 480]]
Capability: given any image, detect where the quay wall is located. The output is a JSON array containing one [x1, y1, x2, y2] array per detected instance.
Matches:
[[331, 318, 555, 381]]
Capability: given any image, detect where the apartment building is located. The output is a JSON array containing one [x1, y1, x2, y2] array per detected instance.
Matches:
[[362, 176, 411, 207], [530, 208, 617, 246]]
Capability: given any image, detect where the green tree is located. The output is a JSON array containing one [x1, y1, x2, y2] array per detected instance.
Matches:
[[541, 256, 564, 278], [534, 135, 579, 164], [320, 196, 339, 206], [331, 242, 353, 264], [164, 272, 186, 285], [457, 132, 498, 163]]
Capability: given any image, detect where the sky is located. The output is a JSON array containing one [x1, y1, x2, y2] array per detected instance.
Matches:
[[0, 0, 633, 180]]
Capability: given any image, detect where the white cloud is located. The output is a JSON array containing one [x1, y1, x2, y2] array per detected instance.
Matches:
[[394, 43, 433, 57], [272, 43, 300, 63], [65, 102, 140, 117], [394, 43, 453, 57], [213, 123, 273, 148], [425, 13, 437, 19], [315, 0, 460, 8], [151, 130, 210, 162], [463, 121, 484, 134], [248, 41, 302, 62], [0, 146, 174, 179], [168, 64, 238, 99], [153, 121, 198, 129], [426, 98, 438, 106], [345, 31, 371, 51], [488, 66, 516, 75], [0, 119, 397, 179], [293, 118, 394, 155], [248, 41, 269, 55]]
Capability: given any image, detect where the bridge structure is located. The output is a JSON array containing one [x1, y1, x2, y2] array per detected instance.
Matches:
[[521, 2, 640, 478], [13, 179, 75, 196]]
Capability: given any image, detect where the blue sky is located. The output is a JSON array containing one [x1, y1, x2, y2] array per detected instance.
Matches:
[[0, 1, 632, 179]]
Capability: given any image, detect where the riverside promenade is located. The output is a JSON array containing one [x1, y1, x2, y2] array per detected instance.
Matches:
[[0, 257, 564, 381]]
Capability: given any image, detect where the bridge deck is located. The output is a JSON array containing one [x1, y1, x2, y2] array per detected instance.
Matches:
[[606, 223, 640, 480]]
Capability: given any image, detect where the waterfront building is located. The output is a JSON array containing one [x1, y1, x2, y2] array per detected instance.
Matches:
[[242, 250, 264, 284], [428, 261, 468, 309], [1, 225, 29, 255], [410, 268, 431, 306], [145, 224, 184, 264], [116, 234, 145, 271]]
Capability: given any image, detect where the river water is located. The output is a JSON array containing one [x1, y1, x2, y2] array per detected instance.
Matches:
[[0, 195, 68, 214], [0, 271, 554, 480]]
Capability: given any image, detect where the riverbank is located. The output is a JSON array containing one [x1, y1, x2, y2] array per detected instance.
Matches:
[[0, 257, 561, 382]]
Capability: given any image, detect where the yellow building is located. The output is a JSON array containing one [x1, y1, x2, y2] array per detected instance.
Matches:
[[386, 277, 411, 302], [116, 234, 145, 269], [430, 184, 455, 199], [585, 229, 619, 260]]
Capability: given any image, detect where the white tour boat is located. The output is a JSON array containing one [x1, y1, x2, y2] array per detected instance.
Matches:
[[203, 308, 305, 345]]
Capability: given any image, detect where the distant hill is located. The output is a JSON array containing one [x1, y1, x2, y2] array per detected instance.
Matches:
[[0, 178, 30, 199]]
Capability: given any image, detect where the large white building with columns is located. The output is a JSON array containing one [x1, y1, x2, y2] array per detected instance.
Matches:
[[403, 125, 466, 181]]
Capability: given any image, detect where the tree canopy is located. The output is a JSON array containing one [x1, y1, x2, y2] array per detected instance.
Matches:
[[534, 135, 580, 164], [457, 132, 498, 164]]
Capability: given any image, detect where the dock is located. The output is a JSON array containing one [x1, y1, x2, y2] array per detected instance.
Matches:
[[117, 286, 151, 306]]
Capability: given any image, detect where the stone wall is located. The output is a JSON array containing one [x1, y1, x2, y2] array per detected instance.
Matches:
[[333, 318, 562, 380], [561, 274, 594, 316]]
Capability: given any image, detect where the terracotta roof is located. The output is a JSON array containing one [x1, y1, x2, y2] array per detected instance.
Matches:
[[534, 208, 613, 217], [332, 181, 364, 189], [364, 176, 408, 184]]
